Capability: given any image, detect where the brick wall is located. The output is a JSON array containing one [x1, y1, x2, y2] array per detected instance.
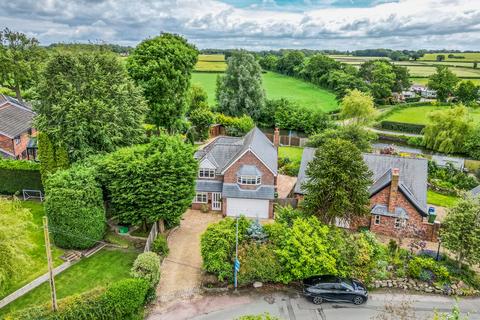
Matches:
[[223, 151, 275, 187], [0, 134, 14, 154], [13, 131, 31, 159]]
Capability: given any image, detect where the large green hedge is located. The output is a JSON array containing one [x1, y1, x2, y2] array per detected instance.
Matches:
[[44, 164, 106, 249], [6, 278, 149, 320], [380, 121, 425, 134], [0, 159, 43, 194]]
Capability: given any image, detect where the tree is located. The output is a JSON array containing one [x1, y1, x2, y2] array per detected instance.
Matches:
[[436, 54, 446, 62], [189, 107, 214, 141], [392, 65, 411, 93], [45, 164, 106, 249], [423, 105, 473, 153], [302, 138, 372, 224], [276, 51, 305, 76], [455, 81, 479, 105], [339, 89, 376, 125], [35, 50, 147, 162], [37, 132, 69, 184], [465, 125, 480, 160], [307, 124, 377, 152], [187, 84, 209, 115], [0, 199, 34, 296], [258, 54, 278, 71], [428, 66, 459, 102], [127, 33, 198, 131], [359, 60, 396, 102], [0, 28, 44, 101], [441, 197, 480, 268], [300, 54, 340, 85], [99, 134, 197, 229], [216, 51, 265, 119]]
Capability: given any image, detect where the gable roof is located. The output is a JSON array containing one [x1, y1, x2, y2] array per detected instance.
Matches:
[[295, 150, 428, 215], [195, 127, 278, 176], [471, 185, 480, 198], [0, 95, 35, 138]]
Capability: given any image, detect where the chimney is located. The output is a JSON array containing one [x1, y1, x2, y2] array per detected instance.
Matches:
[[388, 168, 400, 212], [273, 127, 280, 147]]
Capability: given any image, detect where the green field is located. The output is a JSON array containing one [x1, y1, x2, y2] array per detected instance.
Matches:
[[195, 54, 227, 72], [411, 78, 480, 86], [419, 52, 480, 62], [383, 105, 480, 125], [191, 71, 339, 112], [427, 190, 460, 208], [1, 201, 64, 300], [0, 249, 138, 316]]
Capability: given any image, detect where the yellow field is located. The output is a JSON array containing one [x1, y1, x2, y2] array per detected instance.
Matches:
[[419, 52, 480, 62], [194, 54, 227, 72]]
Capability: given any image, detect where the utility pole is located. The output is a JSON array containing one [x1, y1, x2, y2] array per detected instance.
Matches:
[[234, 216, 240, 291], [43, 216, 58, 312]]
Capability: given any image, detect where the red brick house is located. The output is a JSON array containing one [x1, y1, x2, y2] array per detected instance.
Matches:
[[0, 95, 37, 160], [295, 149, 439, 241], [193, 127, 278, 219]]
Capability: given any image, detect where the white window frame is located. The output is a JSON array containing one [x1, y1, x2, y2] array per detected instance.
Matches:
[[198, 168, 215, 179], [394, 218, 406, 229], [374, 215, 381, 225], [194, 192, 208, 203], [237, 175, 261, 185]]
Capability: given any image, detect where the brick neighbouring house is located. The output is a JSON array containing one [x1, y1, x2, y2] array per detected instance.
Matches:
[[193, 127, 278, 219], [294, 148, 440, 241], [0, 95, 37, 160]]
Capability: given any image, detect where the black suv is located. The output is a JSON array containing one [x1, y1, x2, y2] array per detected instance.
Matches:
[[303, 275, 368, 305]]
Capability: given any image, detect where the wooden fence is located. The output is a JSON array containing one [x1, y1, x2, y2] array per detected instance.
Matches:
[[275, 198, 298, 208], [264, 134, 309, 147], [144, 221, 159, 253]]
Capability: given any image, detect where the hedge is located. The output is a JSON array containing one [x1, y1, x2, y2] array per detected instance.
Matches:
[[0, 159, 43, 194], [6, 278, 149, 320], [380, 121, 425, 134]]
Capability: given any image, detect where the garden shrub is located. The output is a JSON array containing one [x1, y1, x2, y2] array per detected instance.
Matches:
[[246, 219, 267, 243], [131, 252, 161, 288], [44, 164, 105, 249], [271, 205, 305, 227], [274, 101, 331, 134], [380, 121, 425, 134], [214, 113, 255, 137], [151, 235, 169, 256], [278, 157, 300, 176], [408, 256, 450, 282], [235, 313, 280, 320], [238, 242, 282, 285], [201, 216, 250, 281], [428, 161, 478, 192], [0, 158, 43, 194], [103, 278, 149, 319]]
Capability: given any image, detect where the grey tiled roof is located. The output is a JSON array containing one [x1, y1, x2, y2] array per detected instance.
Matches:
[[0, 95, 35, 138], [195, 180, 223, 192], [470, 185, 480, 197], [195, 127, 277, 175], [371, 204, 409, 219], [237, 165, 262, 176], [295, 151, 428, 215], [222, 183, 275, 200]]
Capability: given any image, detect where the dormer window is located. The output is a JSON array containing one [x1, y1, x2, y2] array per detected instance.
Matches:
[[199, 168, 215, 178], [237, 175, 261, 185]]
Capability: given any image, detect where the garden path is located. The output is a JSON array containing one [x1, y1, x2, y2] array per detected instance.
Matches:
[[155, 209, 222, 304]]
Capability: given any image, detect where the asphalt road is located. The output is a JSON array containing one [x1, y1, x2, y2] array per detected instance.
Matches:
[[150, 289, 480, 320]]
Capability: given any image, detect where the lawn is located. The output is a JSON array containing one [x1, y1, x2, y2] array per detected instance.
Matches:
[[0, 248, 138, 316], [382, 106, 480, 125], [427, 190, 460, 208], [419, 52, 480, 62], [0, 201, 64, 300], [278, 146, 303, 163], [191, 71, 339, 112]]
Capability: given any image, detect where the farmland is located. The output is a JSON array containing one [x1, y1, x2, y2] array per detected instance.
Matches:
[[382, 105, 480, 125], [191, 71, 339, 112], [419, 52, 480, 62], [194, 54, 227, 72]]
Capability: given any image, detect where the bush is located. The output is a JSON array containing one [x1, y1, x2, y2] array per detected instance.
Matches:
[[201, 217, 250, 281], [0, 159, 43, 194], [236, 313, 280, 320], [238, 242, 282, 285], [215, 113, 255, 137], [278, 157, 300, 176], [7, 279, 149, 320], [131, 252, 161, 288], [380, 121, 425, 134], [151, 235, 169, 256], [274, 101, 331, 134], [44, 164, 105, 249], [428, 161, 478, 192], [408, 256, 450, 282]]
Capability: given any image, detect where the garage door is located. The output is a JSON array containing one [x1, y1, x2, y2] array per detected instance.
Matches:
[[226, 198, 269, 219]]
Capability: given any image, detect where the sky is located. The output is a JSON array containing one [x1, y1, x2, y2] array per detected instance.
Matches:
[[1, 0, 480, 51]]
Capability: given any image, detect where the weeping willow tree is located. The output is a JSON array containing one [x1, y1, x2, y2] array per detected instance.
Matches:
[[423, 105, 473, 154]]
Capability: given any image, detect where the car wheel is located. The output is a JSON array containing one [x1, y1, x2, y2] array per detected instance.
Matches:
[[312, 296, 323, 305], [353, 296, 364, 305]]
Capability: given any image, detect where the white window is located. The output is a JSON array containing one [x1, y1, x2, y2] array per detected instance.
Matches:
[[395, 218, 406, 229], [194, 192, 208, 203], [198, 168, 215, 178], [374, 215, 381, 225], [237, 175, 261, 185]]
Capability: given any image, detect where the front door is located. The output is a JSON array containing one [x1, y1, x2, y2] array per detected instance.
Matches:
[[212, 192, 222, 211]]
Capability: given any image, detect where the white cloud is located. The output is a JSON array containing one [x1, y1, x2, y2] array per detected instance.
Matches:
[[1, 0, 480, 50]]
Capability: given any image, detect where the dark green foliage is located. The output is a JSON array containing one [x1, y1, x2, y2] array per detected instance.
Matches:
[[272, 205, 305, 227], [216, 51, 265, 119], [200, 216, 250, 281], [278, 156, 300, 177], [307, 125, 376, 152], [428, 66, 460, 102], [303, 138, 372, 224], [214, 113, 255, 137], [131, 252, 161, 302], [380, 121, 425, 134], [408, 256, 450, 282], [127, 33, 198, 131], [45, 164, 105, 249], [465, 126, 480, 160], [35, 50, 147, 162], [455, 81, 479, 105], [187, 84, 209, 115], [37, 132, 69, 184], [276, 51, 305, 76], [237, 242, 282, 285], [274, 100, 331, 134], [7, 278, 149, 320], [258, 54, 278, 71], [99, 135, 197, 228], [0, 159, 42, 194], [189, 107, 214, 141], [428, 161, 478, 192], [151, 235, 169, 256]]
